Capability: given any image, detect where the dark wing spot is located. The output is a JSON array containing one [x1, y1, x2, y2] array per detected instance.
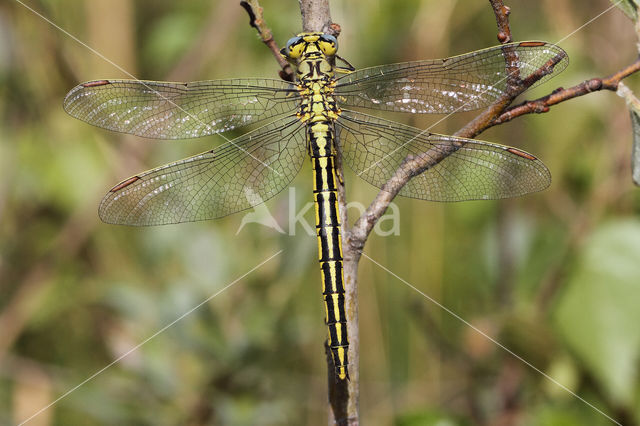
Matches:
[[82, 80, 111, 88], [518, 41, 546, 47], [506, 147, 537, 160], [110, 176, 141, 192]]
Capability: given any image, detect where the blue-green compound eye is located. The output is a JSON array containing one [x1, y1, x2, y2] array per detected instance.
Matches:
[[286, 36, 302, 51], [323, 34, 338, 49]]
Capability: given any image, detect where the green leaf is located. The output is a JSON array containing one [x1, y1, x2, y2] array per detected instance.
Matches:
[[629, 107, 640, 185], [555, 220, 640, 406], [612, 0, 638, 20]]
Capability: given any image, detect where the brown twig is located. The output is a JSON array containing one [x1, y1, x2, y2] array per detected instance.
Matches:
[[490, 0, 513, 43], [298, 0, 335, 34], [240, 0, 294, 81], [455, 48, 568, 139], [350, 45, 567, 245], [491, 57, 640, 127], [352, 0, 545, 244], [350, 0, 639, 248]]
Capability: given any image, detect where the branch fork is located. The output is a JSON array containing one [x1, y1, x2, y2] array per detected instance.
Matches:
[[240, 1, 640, 424]]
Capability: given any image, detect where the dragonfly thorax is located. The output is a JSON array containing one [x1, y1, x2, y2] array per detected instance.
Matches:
[[283, 33, 340, 123]]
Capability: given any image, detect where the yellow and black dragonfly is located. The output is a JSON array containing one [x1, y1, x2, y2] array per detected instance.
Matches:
[[64, 33, 568, 380]]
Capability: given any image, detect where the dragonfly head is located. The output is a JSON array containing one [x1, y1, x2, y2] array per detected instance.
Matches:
[[280, 32, 338, 62]]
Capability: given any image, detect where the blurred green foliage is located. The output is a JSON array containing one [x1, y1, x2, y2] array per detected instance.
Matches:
[[1, 0, 640, 425]]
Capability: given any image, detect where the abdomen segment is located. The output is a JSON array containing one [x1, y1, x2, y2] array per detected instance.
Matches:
[[309, 121, 349, 380]]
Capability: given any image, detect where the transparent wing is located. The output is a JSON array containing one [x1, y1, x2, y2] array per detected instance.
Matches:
[[335, 42, 568, 114], [336, 110, 550, 201], [64, 78, 300, 139], [99, 116, 306, 225]]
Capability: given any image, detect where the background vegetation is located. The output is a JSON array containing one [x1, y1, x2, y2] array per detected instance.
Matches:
[[1, 0, 639, 424]]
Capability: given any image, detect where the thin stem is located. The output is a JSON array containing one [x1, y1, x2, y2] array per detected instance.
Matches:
[[240, 0, 294, 81], [490, 0, 513, 43], [350, 2, 640, 245], [298, 0, 334, 34], [492, 57, 640, 126]]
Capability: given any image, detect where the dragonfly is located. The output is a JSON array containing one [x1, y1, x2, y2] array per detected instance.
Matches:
[[64, 33, 568, 381]]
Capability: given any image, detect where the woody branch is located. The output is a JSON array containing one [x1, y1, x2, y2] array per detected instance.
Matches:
[[349, 0, 640, 248]]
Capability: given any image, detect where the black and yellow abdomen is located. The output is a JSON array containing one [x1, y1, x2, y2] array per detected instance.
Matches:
[[284, 31, 349, 381], [308, 120, 349, 381]]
